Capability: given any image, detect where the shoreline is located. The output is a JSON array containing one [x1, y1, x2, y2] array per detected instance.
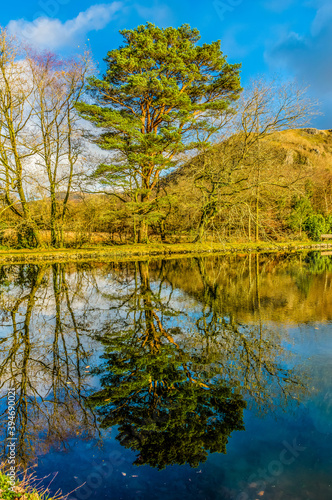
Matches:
[[0, 241, 331, 264]]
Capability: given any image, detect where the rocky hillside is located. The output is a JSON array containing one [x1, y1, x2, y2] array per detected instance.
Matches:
[[160, 127, 332, 240]]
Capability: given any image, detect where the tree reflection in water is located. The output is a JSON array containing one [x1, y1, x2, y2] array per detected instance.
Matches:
[[88, 260, 305, 469], [0, 257, 308, 471], [0, 264, 99, 467]]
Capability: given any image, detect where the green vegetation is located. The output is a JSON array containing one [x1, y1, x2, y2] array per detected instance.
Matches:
[[76, 23, 241, 243], [0, 240, 330, 264], [0, 470, 63, 500], [304, 213, 332, 240], [0, 24, 329, 250]]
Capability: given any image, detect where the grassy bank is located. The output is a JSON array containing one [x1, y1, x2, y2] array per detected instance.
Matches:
[[0, 470, 64, 500], [0, 240, 331, 264]]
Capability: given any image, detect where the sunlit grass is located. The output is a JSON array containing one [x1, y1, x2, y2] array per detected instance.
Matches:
[[0, 240, 330, 264], [0, 469, 67, 500]]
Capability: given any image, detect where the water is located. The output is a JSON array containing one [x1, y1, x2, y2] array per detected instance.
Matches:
[[0, 252, 331, 500]]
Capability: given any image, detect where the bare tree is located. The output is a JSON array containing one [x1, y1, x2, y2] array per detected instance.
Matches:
[[239, 77, 317, 241], [0, 28, 92, 248], [0, 29, 42, 246], [192, 77, 317, 242], [28, 50, 92, 247]]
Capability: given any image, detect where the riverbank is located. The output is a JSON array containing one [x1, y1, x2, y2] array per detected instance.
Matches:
[[0, 240, 331, 264]]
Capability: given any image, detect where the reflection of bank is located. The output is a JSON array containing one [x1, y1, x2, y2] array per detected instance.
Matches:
[[0, 264, 98, 467], [89, 259, 306, 469], [193, 255, 305, 412], [153, 252, 332, 323]]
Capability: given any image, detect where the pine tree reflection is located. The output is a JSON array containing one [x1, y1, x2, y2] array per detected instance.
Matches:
[[89, 260, 305, 469]]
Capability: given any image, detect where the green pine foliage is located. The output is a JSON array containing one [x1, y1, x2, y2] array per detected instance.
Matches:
[[76, 23, 242, 242]]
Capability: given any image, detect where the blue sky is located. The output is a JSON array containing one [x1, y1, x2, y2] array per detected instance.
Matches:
[[2, 0, 331, 127]]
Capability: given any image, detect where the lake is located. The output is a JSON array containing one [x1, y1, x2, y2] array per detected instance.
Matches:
[[0, 252, 331, 500]]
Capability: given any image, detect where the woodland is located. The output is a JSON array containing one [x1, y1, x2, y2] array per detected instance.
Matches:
[[0, 23, 331, 249]]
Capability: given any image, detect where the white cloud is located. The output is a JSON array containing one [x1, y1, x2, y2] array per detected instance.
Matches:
[[311, 1, 332, 36], [7, 2, 123, 50]]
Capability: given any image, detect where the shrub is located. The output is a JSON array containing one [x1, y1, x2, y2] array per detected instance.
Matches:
[[304, 214, 327, 241]]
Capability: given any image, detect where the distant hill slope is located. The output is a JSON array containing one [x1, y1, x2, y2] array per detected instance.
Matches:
[[161, 127, 332, 199], [269, 128, 332, 169], [165, 128, 332, 184], [158, 127, 332, 238]]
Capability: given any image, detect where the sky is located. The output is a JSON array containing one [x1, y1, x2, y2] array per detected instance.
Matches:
[[2, 0, 331, 128]]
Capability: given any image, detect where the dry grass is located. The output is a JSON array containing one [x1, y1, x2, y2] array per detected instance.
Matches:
[[0, 240, 331, 265], [0, 468, 71, 500], [0, 230, 110, 248], [271, 128, 332, 169]]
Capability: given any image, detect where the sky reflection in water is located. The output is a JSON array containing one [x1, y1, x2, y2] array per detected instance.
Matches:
[[0, 252, 331, 500]]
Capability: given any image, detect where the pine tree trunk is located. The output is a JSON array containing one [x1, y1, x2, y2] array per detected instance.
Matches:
[[138, 220, 149, 244]]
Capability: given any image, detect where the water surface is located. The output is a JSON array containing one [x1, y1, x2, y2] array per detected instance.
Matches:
[[0, 252, 331, 500]]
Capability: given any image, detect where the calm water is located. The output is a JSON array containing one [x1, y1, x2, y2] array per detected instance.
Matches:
[[0, 252, 331, 500]]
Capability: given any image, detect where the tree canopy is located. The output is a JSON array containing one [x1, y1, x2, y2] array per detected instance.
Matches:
[[76, 23, 242, 242]]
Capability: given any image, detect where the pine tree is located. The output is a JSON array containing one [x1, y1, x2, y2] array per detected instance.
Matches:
[[76, 23, 242, 242]]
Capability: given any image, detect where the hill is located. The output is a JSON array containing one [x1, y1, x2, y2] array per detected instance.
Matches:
[[158, 128, 332, 242]]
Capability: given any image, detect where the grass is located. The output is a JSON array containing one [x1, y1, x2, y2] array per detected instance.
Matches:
[[0, 240, 331, 264], [0, 470, 66, 500]]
